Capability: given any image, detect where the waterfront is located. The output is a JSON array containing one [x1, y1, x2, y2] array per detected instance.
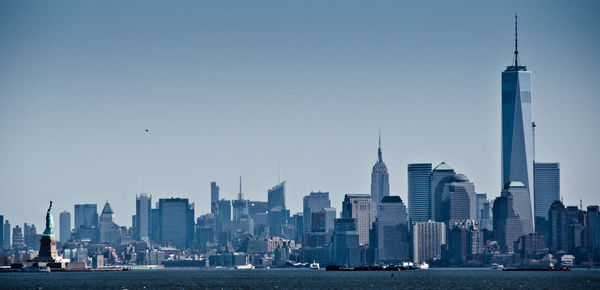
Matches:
[[1, 268, 599, 289]]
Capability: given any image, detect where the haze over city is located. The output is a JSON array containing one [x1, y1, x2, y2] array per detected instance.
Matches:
[[1, 0, 599, 230]]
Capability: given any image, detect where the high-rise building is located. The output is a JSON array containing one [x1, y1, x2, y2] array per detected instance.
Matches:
[[502, 181, 533, 234], [502, 15, 534, 198], [534, 162, 560, 234], [412, 220, 446, 264], [438, 174, 477, 225], [375, 196, 409, 263], [303, 191, 331, 232], [135, 193, 152, 241], [12, 225, 25, 249], [99, 201, 122, 244], [3, 220, 10, 250], [59, 211, 71, 243], [23, 223, 38, 249], [476, 193, 493, 230], [74, 204, 98, 229], [341, 194, 374, 245], [431, 162, 455, 221], [159, 198, 195, 248], [548, 200, 567, 252], [211, 182, 220, 215], [268, 181, 286, 211], [493, 192, 523, 252], [408, 163, 432, 223], [333, 218, 361, 267], [233, 175, 249, 221], [444, 220, 484, 264], [587, 206, 600, 250], [371, 133, 389, 217], [292, 213, 303, 243], [0, 215, 3, 251]]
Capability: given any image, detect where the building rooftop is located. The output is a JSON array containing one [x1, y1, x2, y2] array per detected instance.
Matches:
[[433, 162, 453, 171]]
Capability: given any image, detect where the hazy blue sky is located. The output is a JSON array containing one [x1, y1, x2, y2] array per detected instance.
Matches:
[[1, 1, 599, 229]]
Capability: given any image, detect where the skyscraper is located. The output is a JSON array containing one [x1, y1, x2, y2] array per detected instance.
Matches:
[[268, 181, 286, 211], [341, 194, 374, 245], [3, 220, 10, 250], [431, 162, 455, 221], [371, 133, 389, 217], [502, 15, 534, 196], [12, 225, 25, 249], [74, 204, 98, 229], [408, 163, 432, 223], [135, 193, 152, 241], [502, 181, 533, 234], [375, 196, 409, 263], [412, 220, 446, 264], [211, 182, 220, 215], [59, 211, 71, 243], [302, 191, 331, 232], [533, 162, 560, 232], [0, 216, 3, 251], [493, 192, 523, 252], [159, 198, 195, 248], [333, 218, 360, 267], [99, 201, 121, 244]]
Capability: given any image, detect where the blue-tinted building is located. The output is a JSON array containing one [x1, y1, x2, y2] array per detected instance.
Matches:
[[501, 16, 534, 198], [371, 133, 389, 217], [534, 162, 560, 219], [408, 163, 432, 223]]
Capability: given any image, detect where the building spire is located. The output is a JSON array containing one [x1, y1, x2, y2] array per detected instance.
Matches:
[[378, 130, 382, 162], [513, 13, 520, 67], [238, 169, 243, 200]]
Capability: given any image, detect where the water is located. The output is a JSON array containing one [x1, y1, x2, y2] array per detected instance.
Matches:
[[1, 268, 599, 289]]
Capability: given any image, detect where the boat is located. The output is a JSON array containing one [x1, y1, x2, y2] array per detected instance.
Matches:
[[309, 261, 320, 270], [418, 262, 429, 270], [491, 263, 504, 270], [20, 266, 51, 273], [235, 264, 255, 270], [502, 267, 570, 272]]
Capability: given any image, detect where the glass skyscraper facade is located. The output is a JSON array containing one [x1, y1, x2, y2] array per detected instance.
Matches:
[[533, 162, 560, 220], [408, 163, 432, 223]]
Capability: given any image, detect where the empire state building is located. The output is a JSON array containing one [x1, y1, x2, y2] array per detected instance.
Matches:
[[371, 133, 390, 217]]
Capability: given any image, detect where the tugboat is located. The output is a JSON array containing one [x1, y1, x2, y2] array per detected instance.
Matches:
[[309, 261, 320, 270]]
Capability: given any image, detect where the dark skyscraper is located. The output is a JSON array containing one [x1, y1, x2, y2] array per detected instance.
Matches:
[[135, 193, 152, 241], [375, 196, 409, 263], [493, 192, 523, 252], [0, 215, 3, 251], [408, 163, 432, 223], [342, 194, 374, 246], [371, 133, 389, 217], [74, 204, 98, 229], [534, 162, 560, 236], [548, 200, 567, 252], [268, 181, 286, 211], [431, 162, 455, 221], [3, 219, 10, 250], [211, 182, 220, 215], [159, 198, 195, 248], [59, 211, 71, 243], [302, 191, 331, 232]]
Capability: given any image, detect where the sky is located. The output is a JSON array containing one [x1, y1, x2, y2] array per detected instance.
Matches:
[[1, 0, 599, 230]]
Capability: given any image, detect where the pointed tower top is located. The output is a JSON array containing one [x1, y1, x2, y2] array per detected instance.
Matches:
[[514, 13, 519, 67], [377, 130, 383, 163], [238, 169, 243, 200]]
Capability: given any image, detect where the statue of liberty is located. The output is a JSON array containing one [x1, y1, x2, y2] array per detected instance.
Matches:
[[43, 200, 54, 237]]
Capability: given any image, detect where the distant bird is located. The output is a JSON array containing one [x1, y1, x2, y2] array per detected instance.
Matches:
[[145, 129, 149, 133]]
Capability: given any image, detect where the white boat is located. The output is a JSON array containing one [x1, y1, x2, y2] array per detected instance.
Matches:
[[491, 263, 504, 270], [418, 262, 429, 270], [235, 264, 255, 270], [309, 261, 320, 270]]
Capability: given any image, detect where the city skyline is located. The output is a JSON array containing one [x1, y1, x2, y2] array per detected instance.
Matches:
[[1, 1, 599, 229]]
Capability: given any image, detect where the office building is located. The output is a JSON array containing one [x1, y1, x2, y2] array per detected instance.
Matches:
[[501, 16, 534, 197], [476, 193, 493, 230], [99, 201, 122, 244], [375, 196, 409, 263], [412, 220, 446, 264], [341, 194, 374, 245], [502, 181, 533, 234], [0, 216, 3, 251], [548, 200, 568, 252], [587, 206, 600, 250], [74, 204, 98, 229], [23, 223, 38, 249], [134, 193, 152, 241], [3, 220, 10, 250], [333, 218, 361, 267], [293, 213, 303, 243], [159, 198, 195, 248], [408, 163, 432, 223], [444, 220, 483, 264], [431, 162, 455, 221], [211, 182, 220, 215], [59, 211, 71, 243], [534, 162, 560, 234], [493, 192, 523, 252], [12, 225, 25, 249], [371, 133, 389, 216], [303, 191, 331, 232], [268, 181, 286, 211], [440, 174, 477, 224]]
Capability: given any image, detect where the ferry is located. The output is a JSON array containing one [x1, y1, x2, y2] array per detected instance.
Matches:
[[235, 264, 255, 270], [491, 263, 504, 270], [418, 262, 429, 270], [309, 261, 320, 270], [20, 266, 51, 273]]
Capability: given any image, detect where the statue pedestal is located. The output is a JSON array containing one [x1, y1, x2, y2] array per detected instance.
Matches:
[[35, 236, 59, 262]]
